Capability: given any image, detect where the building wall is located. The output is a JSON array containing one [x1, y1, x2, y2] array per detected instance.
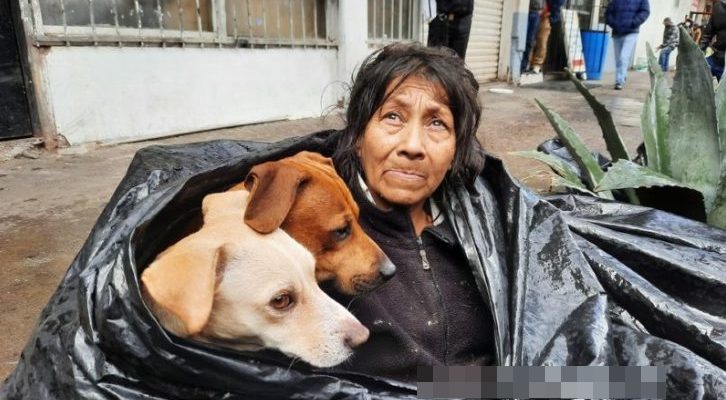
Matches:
[[41, 46, 339, 145], [632, 0, 693, 69], [34, 1, 376, 146]]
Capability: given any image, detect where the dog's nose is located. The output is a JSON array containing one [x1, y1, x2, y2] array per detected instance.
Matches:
[[344, 322, 370, 349], [377, 257, 396, 281]]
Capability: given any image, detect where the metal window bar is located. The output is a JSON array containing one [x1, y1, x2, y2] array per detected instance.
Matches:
[[111, 0, 121, 46], [368, 0, 416, 45], [155, 0, 164, 46], [133, 0, 143, 45], [301, 0, 306, 48], [232, 1, 238, 42], [372, 0, 376, 39], [88, 0, 97, 45], [276, 0, 282, 46], [288, 0, 294, 47], [26, 0, 334, 48], [312, 0, 318, 43], [177, 0, 184, 44], [389, 0, 394, 39], [246, 0, 253, 42], [59, 0, 69, 45], [261, 0, 267, 48], [382, 0, 386, 38], [195, 0, 203, 45]]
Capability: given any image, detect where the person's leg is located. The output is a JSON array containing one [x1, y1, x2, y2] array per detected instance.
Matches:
[[612, 35, 625, 86], [530, 16, 551, 72], [448, 14, 473, 59], [658, 49, 671, 72], [521, 11, 541, 72], [619, 33, 639, 84], [708, 56, 726, 81]]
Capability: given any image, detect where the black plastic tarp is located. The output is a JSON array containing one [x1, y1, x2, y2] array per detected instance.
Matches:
[[2, 130, 725, 399]]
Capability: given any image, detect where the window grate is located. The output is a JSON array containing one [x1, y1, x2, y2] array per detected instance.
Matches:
[[26, 0, 335, 48]]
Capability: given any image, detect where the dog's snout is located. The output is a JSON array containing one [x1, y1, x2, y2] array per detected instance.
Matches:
[[343, 321, 370, 349], [377, 257, 396, 281]]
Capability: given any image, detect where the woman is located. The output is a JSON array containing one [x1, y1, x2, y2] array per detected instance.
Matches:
[[330, 43, 497, 382]]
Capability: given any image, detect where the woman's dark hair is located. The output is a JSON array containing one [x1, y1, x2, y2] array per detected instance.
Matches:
[[333, 42, 485, 186]]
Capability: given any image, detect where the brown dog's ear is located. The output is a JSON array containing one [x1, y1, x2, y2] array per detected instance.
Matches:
[[244, 161, 309, 233], [141, 244, 232, 337]]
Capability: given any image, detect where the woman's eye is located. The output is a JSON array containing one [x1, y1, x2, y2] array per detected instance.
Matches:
[[332, 224, 352, 241], [270, 293, 294, 310], [383, 112, 401, 122], [430, 119, 447, 129]]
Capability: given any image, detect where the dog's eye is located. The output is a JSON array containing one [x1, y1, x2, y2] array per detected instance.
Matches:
[[332, 224, 352, 241], [270, 293, 294, 310]]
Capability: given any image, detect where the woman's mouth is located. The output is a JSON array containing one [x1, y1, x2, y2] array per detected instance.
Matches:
[[385, 169, 425, 181]]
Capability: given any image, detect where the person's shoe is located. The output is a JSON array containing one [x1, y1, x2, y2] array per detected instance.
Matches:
[[614, 83, 623, 90]]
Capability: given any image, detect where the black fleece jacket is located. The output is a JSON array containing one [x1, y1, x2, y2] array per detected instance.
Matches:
[[330, 179, 496, 382]]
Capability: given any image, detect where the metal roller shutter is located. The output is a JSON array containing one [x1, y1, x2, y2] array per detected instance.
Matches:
[[467, 0, 504, 82]]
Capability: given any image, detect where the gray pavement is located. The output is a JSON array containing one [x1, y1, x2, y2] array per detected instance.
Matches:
[[0, 71, 655, 380]]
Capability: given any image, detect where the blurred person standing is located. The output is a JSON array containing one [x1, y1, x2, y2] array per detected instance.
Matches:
[[657, 18, 679, 72], [521, 0, 545, 73], [700, 0, 726, 81], [528, 2, 552, 74], [425, 0, 475, 59], [605, 0, 650, 90]]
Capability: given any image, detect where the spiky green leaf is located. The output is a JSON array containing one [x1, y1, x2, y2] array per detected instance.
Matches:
[[535, 99, 614, 200], [711, 66, 726, 228], [719, 59, 726, 156], [510, 150, 582, 184], [595, 159, 696, 192], [710, 174, 726, 228], [667, 26, 721, 211], [646, 43, 664, 82], [565, 68, 630, 161], [551, 175, 598, 197], [641, 45, 671, 173]]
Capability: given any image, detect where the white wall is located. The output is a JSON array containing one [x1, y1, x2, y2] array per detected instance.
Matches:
[[633, 0, 693, 68], [42, 47, 339, 145]]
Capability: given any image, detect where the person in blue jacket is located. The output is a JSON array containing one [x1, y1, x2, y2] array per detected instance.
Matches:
[[605, 0, 650, 90]]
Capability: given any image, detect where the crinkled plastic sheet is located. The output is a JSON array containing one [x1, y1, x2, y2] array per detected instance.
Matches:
[[2, 131, 725, 399]]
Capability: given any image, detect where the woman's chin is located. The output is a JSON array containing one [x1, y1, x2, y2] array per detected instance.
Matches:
[[378, 189, 428, 208]]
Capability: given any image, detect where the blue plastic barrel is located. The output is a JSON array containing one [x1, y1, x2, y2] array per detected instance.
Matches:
[[581, 30, 609, 80]]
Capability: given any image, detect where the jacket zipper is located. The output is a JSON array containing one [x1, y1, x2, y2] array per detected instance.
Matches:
[[417, 236, 431, 270], [416, 233, 449, 360]]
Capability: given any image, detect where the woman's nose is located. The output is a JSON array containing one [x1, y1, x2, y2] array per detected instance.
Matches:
[[396, 123, 425, 159]]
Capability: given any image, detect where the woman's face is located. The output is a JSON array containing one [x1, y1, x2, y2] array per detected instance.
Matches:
[[357, 75, 456, 210]]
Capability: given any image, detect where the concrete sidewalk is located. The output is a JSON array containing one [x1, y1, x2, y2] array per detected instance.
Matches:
[[0, 71, 654, 380]]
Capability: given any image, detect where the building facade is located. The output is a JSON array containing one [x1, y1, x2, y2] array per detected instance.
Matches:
[[3, 0, 516, 146]]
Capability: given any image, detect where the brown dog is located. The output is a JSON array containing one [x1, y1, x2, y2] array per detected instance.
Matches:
[[231, 151, 395, 295]]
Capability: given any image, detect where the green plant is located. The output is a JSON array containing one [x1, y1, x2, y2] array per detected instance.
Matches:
[[514, 27, 726, 229]]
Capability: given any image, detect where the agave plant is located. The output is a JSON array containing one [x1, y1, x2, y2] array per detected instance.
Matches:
[[514, 27, 726, 229]]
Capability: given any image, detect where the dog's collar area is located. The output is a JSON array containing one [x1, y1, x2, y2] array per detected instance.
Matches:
[[356, 173, 444, 226]]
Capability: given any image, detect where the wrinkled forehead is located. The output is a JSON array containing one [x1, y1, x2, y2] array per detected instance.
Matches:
[[383, 74, 450, 106]]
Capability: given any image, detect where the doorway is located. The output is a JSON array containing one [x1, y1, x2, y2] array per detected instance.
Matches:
[[0, 0, 32, 140]]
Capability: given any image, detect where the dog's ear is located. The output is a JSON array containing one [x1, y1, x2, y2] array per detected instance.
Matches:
[[141, 244, 232, 337], [244, 161, 309, 233]]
